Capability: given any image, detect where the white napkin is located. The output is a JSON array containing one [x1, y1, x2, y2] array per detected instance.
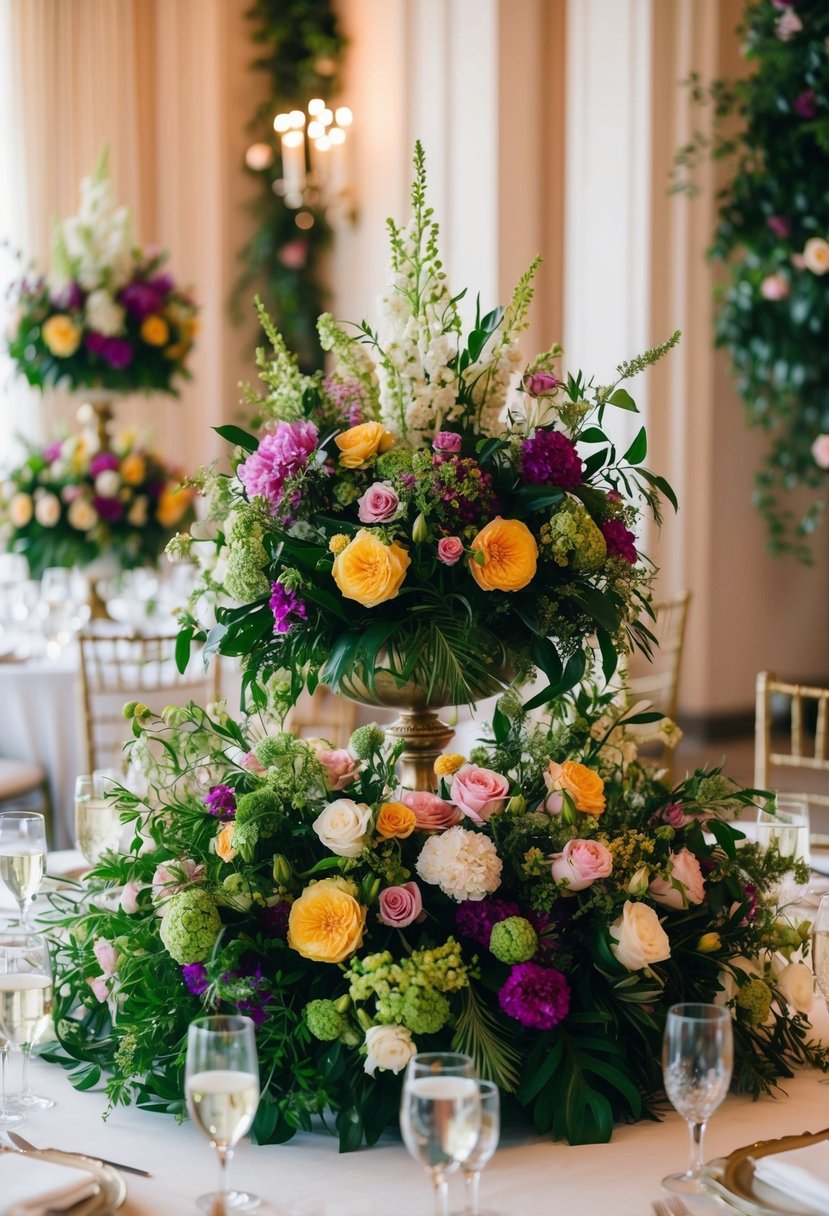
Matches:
[[1, 1153, 99, 1215], [753, 1139, 829, 1211]]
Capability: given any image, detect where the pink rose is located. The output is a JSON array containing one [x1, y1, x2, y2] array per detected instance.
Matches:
[[437, 536, 464, 566], [760, 273, 789, 301], [88, 976, 109, 1003], [812, 434, 829, 470], [450, 764, 510, 826], [241, 751, 267, 775], [119, 880, 143, 914], [433, 432, 462, 454], [278, 238, 309, 269], [648, 847, 706, 910], [791, 252, 806, 269], [357, 481, 400, 524], [152, 858, 205, 903], [378, 881, 423, 928], [550, 839, 613, 892], [399, 789, 462, 832], [523, 371, 560, 397], [317, 748, 361, 792], [93, 937, 118, 977]]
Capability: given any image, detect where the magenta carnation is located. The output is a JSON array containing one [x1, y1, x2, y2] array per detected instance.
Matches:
[[269, 582, 308, 634], [119, 281, 162, 321], [498, 961, 571, 1030], [793, 90, 817, 119], [520, 429, 583, 489], [89, 452, 120, 477], [238, 420, 319, 512], [204, 784, 236, 820], [455, 897, 520, 948], [601, 518, 637, 563], [93, 494, 124, 522], [101, 337, 135, 370]]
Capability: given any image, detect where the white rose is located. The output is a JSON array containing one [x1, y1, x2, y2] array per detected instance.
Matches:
[[95, 470, 121, 497], [609, 900, 671, 971], [85, 288, 125, 336], [8, 492, 33, 528], [777, 961, 814, 1014], [363, 1024, 417, 1077], [67, 498, 98, 531], [312, 798, 372, 858], [34, 493, 61, 528]]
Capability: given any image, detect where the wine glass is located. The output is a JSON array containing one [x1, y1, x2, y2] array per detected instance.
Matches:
[[400, 1052, 481, 1216], [185, 1014, 260, 1213], [453, 1080, 500, 1216], [74, 773, 121, 867], [756, 798, 811, 905], [661, 1003, 733, 1194], [0, 811, 47, 928], [0, 930, 55, 1112]]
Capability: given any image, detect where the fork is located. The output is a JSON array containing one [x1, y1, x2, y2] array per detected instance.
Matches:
[[652, 1199, 694, 1216]]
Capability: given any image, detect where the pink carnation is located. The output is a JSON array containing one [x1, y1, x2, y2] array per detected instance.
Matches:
[[237, 420, 318, 512], [119, 881, 143, 914], [152, 858, 205, 903], [437, 536, 464, 565], [378, 881, 423, 928], [357, 482, 400, 524], [317, 748, 361, 791], [399, 789, 462, 832], [450, 764, 510, 826], [88, 976, 109, 1003]]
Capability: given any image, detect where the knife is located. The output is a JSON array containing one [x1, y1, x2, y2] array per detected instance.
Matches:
[[9, 1131, 151, 1178]]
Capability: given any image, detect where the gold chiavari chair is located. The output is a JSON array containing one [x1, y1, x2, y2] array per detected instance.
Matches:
[[627, 590, 691, 723], [285, 686, 359, 749], [755, 672, 829, 831]]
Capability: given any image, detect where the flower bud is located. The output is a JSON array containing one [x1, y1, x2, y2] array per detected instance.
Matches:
[[696, 932, 722, 954], [507, 795, 526, 814], [654, 824, 676, 842], [162, 705, 190, 727], [360, 875, 382, 906], [627, 865, 650, 896], [335, 994, 352, 1015], [412, 512, 429, 543], [122, 701, 138, 719], [356, 1007, 373, 1031], [272, 855, 293, 886]]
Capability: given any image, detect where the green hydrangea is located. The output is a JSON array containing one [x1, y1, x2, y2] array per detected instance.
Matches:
[[375, 449, 416, 480], [349, 723, 386, 760], [159, 888, 221, 964], [736, 977, 773, 1026], [304, 999, 347, 1042], [489, 917, 538, 964], [218, 873, 254, 911], [542, 498, 607, 572], [332, 476, 361, 506], [225, 543, 270, 601], [254, 735, 294, 768], [399, 986, 451, 1035], [347, 939, 469, 1023], [233, 788, 283, 862]]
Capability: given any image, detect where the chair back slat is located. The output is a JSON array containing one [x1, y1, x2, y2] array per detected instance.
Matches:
[[755, 672, 829, 819]]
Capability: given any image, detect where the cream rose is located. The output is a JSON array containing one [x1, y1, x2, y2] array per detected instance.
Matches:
[[312, 798, 372, 858], [777, 961, 814, 1014], [609, 900, 671, 971], [803, 237, 829, 276], [68, 498, 98, 531], [34, 493, 61, 528], [363, 1024, 417, 1076], [648, 848, 705, 910]]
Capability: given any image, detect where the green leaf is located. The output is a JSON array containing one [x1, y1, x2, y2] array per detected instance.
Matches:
[[175, 627, 194, 675], [577, 426, 608, 444], [336, 1105, 364, 1153], [213, 424, 259, 453], [608, 388, 638, 412], [514, 485, 566, 511], [203, 622, 229, 664], [516, 1035, 563, 1104], [452, 983, 522, 1093], [637, 467, 679, 512], [623, 426, 647, 465], [596, 627, 618, 683], [530, 635, 563, 686]]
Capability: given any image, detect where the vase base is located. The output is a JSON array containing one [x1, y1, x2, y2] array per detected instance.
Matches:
[[385, 709, 455, 791]]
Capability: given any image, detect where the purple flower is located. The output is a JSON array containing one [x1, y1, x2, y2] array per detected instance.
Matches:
[[90, 452, 120, 477], [182, 963, 209, 996], [662, 803, 685, 829], [85, 330, 107, 356], [238, 420, 319, 512], [93, 494, 124, 522], [520, 429, 583, 489], [149, 273, 174, 298], [455, 897, 521, 948], [323, 375, 365, 427], [102, 338, 135, 370], [793, 90, 817, 120], [51, 281, 83, 310], [269, 582, 308, 634], [742, 882, 758, 922], [767, 215, 791, 240], [262, 901, 290, 937], [499, 962, 571, 1030], [204, 784, 236, 820], [601, 518, 637, 564], [118, 281, 162, 321], [43, 441, 63, 464], [523, 371, 561, 397]]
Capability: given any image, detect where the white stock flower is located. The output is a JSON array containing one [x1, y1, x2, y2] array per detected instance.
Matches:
[[777, 961, 814, 1014], [363, 1024, 417, 1076], [67, 498, 98, 531], [34, 493, 61, 528], [86, 289, 125, 336], [416, 825, 503, 902], [312, 798, 372, 858], [609, 900, 671, 971]]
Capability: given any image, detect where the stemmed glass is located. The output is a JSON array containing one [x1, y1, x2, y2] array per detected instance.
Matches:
[[0, 811, 47, 928], [661, 1003, 733, 1194], [756, 797, 811, 905], [400, 1052, 481, 1216], [0, 931, 55, 1112], [74, 773, 122, 867], [185, 1014, 261, 1213], [453, 1080, 500, 1216]]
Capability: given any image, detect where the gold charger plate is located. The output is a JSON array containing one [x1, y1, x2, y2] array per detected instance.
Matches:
[[705, 1128, 829, 1216], [2, 1144, 128, 1215]]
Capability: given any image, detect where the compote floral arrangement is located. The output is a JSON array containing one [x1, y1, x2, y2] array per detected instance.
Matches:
[[0, 431, 195, 578], [5, 149, 198, 394], [45, 688, 827, 1148], [174, 143, 678, 711]]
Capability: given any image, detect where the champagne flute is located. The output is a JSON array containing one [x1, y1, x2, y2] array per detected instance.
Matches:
[[185, 1014, 260, 1213], [0, 931, 55, 1112], [453, 1080, 500, 1216], [661, 1003, 733, 1194], [74, 774, 121, 867], [400, 1052, 481, 1216], [0, 811, 47, 928]]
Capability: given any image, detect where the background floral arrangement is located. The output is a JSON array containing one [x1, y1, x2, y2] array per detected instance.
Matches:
[[45, 688, 827, 1148], [0, 429, 195, 578], [176, 144, 679, 713], [674, 0, 829, 561], [5, 149, 198, 394]]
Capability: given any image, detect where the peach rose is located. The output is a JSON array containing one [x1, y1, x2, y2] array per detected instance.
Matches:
[[375, 802, 417, 839], [216, 823, 237, 863], [317, 748, 361, 792], [335, 421, 395, 468], [450, 764, 510, 826], [648, 848, 705, 910], [803, 237, 829, 276], [288, 878, 366, 963], [120, 454, 147, 485], [398, 789, 463, 832], [469, 517, 538, 592], [812, 434, 829, 470], [9, 492, 33, 528], [42, 314, 82, 357], [551, 839, 613, 892], [332, 529, 410, 607], [140, 315, 170, 346], [544, 760, 606, 816]]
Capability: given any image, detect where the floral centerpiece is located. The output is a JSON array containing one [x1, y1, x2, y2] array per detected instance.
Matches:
[[174, 144, 679, 721], [5, 149, 198, 394], [0, 430, 195, 578], [45, 689, 827, 1149]]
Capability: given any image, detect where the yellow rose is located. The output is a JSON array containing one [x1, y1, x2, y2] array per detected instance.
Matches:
[[547, 760, 606, 816], [216, 822, 237, 862], [469, 517, 538, 592], [287, 878, 366, 963], [120, 454, 146, 486], [332, 528, 410, 607], [156, 485, 192, 528], [140, 315, 170, 346], [42, 314, 81, 358], [334, 421, 395, 468], [375, 802, 417, 840]]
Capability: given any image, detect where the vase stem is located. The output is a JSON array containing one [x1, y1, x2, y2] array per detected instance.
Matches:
[[385, 709, 455, 791], [91, 399, 114, 453]]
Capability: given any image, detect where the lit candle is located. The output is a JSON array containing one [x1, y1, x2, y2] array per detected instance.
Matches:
[[328, 126, 347, 196], [281, 129, 306, 204], [314, 135, 331, 195]]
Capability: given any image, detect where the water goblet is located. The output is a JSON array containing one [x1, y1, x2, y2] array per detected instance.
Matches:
[[452, 1080, 500, 1216], [756, 798, 810, 905], [400, 1052, 481, 1216], [0, 811, 47, 929], [661, 1002, 733, 1194], [0, 930, 55, 1112], [185, 1014, 261, 1213]]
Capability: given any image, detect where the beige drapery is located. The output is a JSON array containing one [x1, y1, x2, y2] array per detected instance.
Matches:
[[0, 0, 263, 470]]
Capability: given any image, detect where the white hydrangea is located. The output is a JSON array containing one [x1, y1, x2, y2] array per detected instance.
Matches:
[[52, 156, 136, 295], [416, 825, 503, 902]]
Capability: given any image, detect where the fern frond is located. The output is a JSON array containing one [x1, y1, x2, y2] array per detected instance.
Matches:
[[452, 983, 522, 1093]]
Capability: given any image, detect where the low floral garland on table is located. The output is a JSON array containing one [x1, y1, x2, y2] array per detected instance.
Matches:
[[44, 690, 827, 1149], [0, 431, 195, 578], [5, 149, 198, 394]]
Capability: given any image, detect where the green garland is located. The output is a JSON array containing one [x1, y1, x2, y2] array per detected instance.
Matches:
[[235, 0, 347, 371], [674, 0, 829, 562]]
